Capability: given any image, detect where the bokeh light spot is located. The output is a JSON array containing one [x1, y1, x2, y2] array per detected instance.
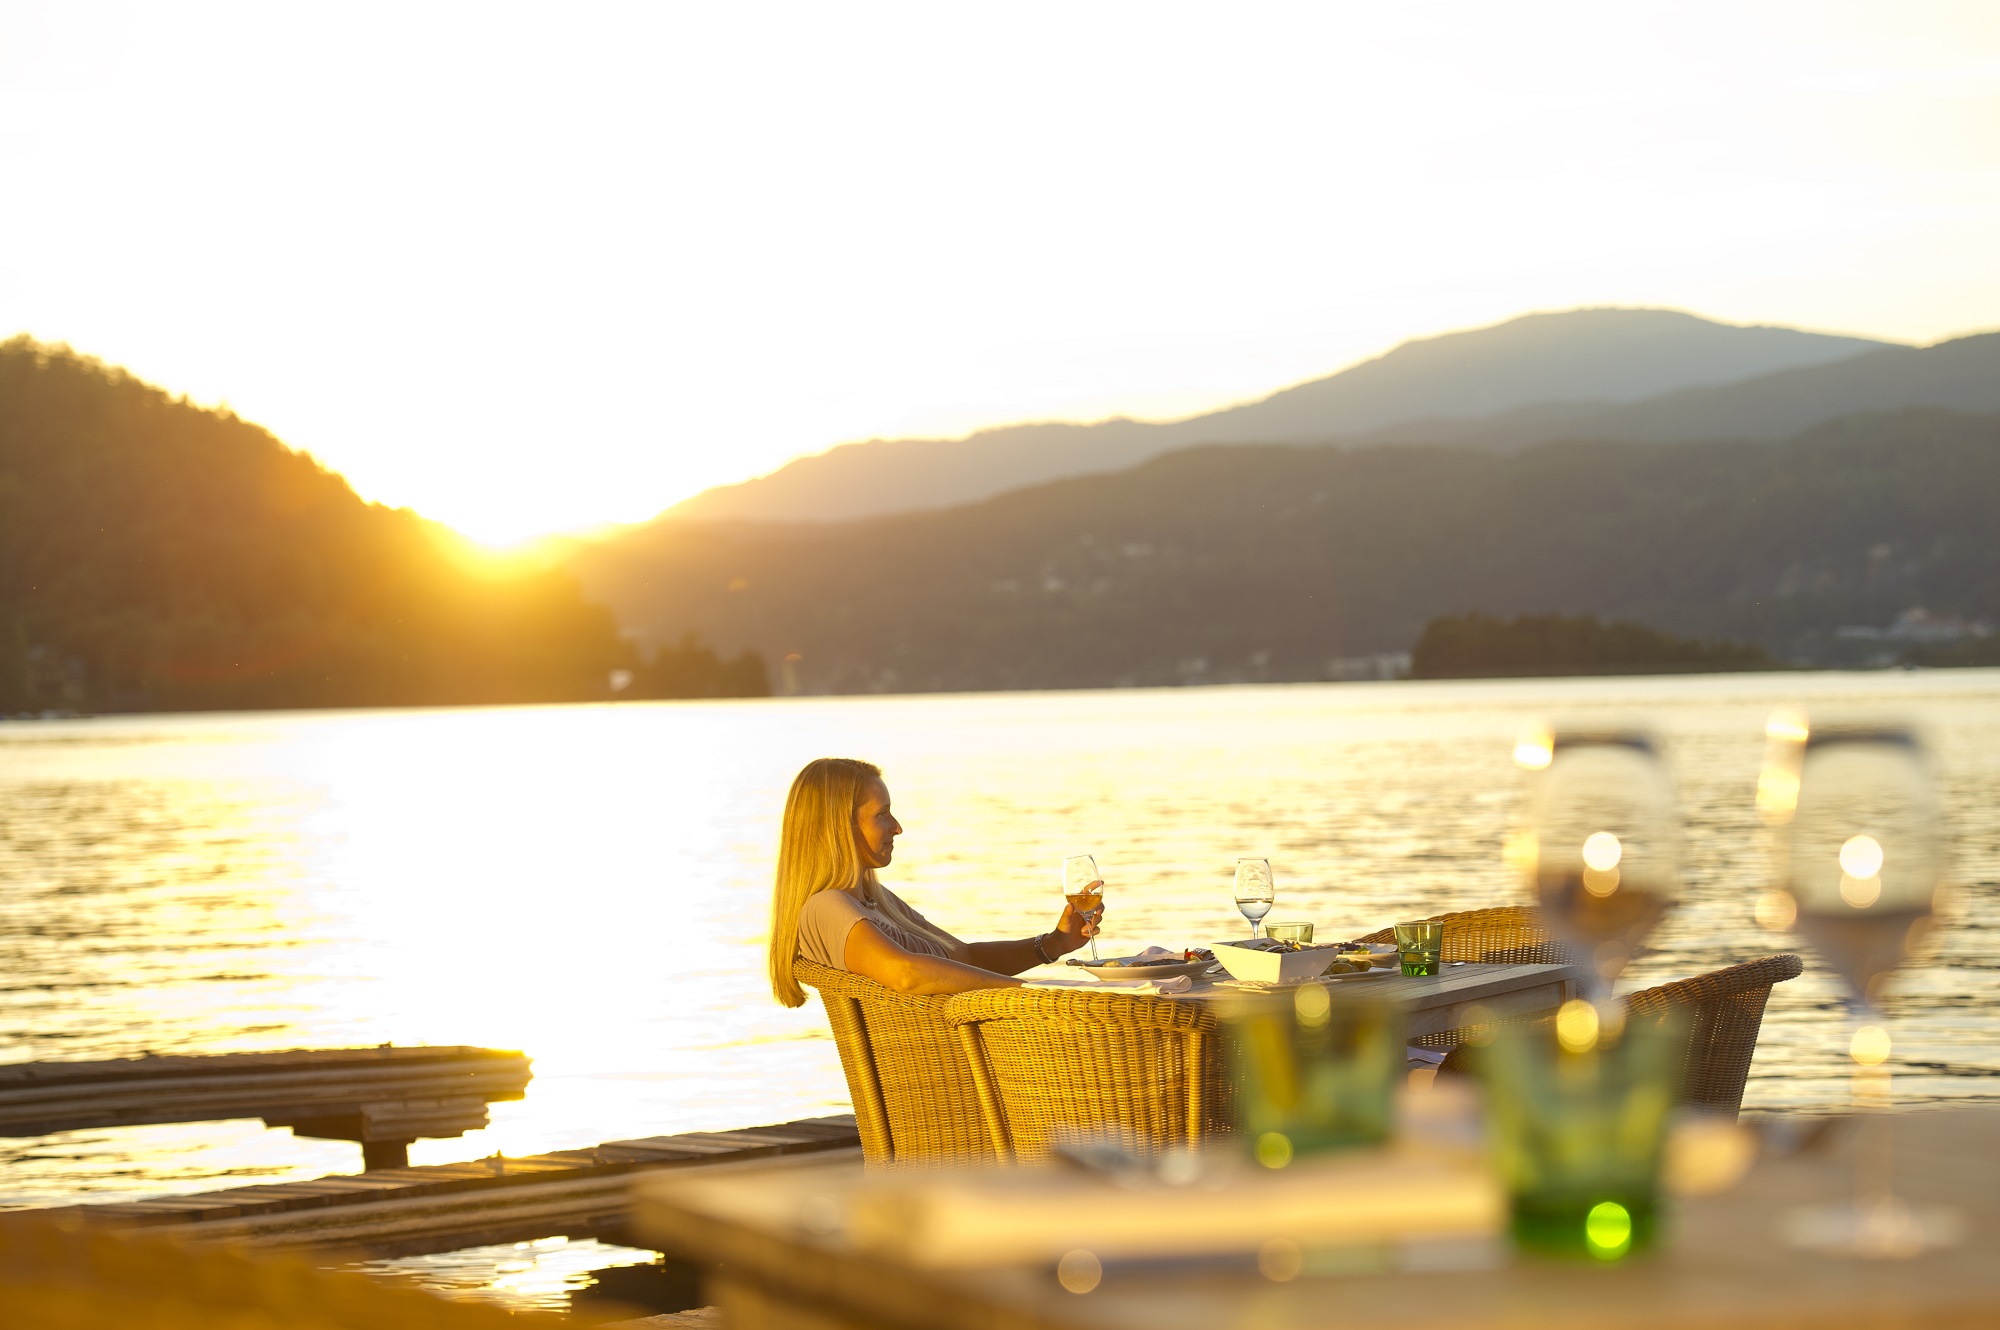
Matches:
[[1840, 834, 1885, 879], [1057, 1249, 1102, 1294], [1514, 723, 1554, 770], [1851, 1025, 1892, 1066], [1257, 1237, 1303, 1282], [1755, 890, 1798, 931], [1555, 999, 1601, 1054], [1585, 1200, 1633, 1259]]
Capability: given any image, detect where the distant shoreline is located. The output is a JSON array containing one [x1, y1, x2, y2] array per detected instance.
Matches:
[[14, 661, 2000, 726]]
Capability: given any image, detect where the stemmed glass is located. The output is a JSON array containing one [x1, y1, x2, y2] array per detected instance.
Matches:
[[1234, 858, 1275, 939], [1062, 854, 1105, 964], [1517, 726, 1681, 1005], [1761, 716, 1957, 1256], [1498, 724, 1685, 1258]]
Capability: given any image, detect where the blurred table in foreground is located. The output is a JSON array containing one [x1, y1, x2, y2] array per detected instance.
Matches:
[[633, 1107, 1999, 1330]]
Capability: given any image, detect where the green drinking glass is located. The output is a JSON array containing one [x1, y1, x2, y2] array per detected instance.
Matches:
[[1480, 1005, 1685, 1261], [1394, 920, 1443, 976], [1224, 985, 1405, 1166]]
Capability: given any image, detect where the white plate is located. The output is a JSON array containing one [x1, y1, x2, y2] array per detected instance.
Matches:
[[1069, 956, 1216, 982]]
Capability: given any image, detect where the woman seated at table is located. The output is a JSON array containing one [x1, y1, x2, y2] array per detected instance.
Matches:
[[769, 757, 1101, 1007]]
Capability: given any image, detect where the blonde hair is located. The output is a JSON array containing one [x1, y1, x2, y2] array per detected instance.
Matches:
[[768, 757, 948, 1006]]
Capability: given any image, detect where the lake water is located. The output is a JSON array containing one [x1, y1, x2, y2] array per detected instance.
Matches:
[[3, 672, 1997, 1304]]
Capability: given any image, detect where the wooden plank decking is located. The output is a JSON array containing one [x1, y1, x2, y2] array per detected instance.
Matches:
[[0, 1045, 535, 1169], [46, 1114, 860, 1258]]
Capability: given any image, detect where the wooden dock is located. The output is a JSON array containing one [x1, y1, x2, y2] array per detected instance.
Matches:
[[50, 1114, 861, 1258], [0, 1045, 535, 1169]]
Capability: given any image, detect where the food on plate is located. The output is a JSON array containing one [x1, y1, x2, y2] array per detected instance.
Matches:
[[1091, 947, 1214, 969]]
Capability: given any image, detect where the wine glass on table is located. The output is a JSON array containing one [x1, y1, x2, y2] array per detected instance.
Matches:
[[1063, 854, 1105, 964], [1518, 727, 1682, 1005], [1762, 717, 1955, 1257], [1234, 858, 1275, 939]]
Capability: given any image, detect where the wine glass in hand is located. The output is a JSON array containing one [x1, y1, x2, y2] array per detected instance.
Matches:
[[1234, 858, 1275, 939], [1063, 854, 1105, 963]]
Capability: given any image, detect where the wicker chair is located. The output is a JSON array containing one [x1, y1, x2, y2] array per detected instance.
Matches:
[[1438, 953, 1804, 1117], [793, 958, 1000, 1165], [1355, 906, 1583, 1053], [1354, 904, 1572, 966], [944, 987, 1226, 1162]]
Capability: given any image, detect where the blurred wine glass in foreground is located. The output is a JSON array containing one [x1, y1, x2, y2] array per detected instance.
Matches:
[[1761, 715, 1959, 1257], [1498, 723, 1684, 1259], [1515, 724, 1682, 1004], [1063, 854, 1104, 964]]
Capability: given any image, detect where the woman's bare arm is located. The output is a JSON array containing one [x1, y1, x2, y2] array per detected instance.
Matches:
[[843, 919, 1023, 996], [957, 897, 1104, 975]]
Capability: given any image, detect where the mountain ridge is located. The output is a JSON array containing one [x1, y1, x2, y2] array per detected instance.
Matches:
[[665, 308, 1900, 524]]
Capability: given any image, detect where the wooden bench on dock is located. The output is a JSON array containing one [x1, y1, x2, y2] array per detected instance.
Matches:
[[51, 1114, 861, 1258], [0, 1045, 534, 1170]]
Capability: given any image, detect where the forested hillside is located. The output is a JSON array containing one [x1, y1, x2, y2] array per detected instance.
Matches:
[[0, 339, 628, 712], [573, 409, 2000, 693]]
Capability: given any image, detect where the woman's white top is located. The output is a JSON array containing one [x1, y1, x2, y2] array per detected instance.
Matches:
[[797, 884, 959, 970]]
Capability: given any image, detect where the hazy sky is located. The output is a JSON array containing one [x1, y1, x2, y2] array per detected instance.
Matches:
[[3, 3, 1997, 542]]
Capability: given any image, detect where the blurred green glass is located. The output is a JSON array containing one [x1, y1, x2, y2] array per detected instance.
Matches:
[[1481, 1007, 1684, 1260], [1265, 921, 1314, 945], [1224, 985, 1404, 1164], [1394, 920, 1443, 976]]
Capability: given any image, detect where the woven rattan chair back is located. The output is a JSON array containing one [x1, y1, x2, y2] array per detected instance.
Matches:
[[1623, 952, 1804, 1114], [794, 958, 1000, 1165], [1438, 953, 1803, 1117], [1355, 905, 1571, 965], [945, 988, 1226, 1162]]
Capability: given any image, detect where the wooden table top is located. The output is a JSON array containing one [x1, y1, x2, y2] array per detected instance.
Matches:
[[1173, 960, 1591, 1040], [634, 1107, 2000, 1330], [1177, 960, 1586, 1004]]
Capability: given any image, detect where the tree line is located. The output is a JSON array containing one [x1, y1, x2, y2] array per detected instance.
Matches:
[[1408, 613, 1774, 679]]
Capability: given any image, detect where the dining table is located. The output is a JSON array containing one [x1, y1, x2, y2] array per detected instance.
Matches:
[[1165, 959, 1593, 1041], [632, 1105, 2000, 1330]]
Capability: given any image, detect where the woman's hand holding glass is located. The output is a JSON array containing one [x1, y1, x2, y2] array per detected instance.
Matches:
[[1061, 854, 1106, 962], [1050, 889, 1104, 958]]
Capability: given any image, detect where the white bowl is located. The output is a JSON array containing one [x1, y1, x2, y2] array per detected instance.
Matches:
[[1212, 940, 1341, 985]]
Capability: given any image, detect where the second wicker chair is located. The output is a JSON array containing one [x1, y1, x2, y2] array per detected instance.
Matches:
[[945, 987, 1226, 1162], [1437, 953, 1804, 1117], [1354, 904, 1573, 965]]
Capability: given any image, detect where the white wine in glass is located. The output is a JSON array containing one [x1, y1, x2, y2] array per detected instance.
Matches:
[[1520, 728, 1681, 1000], [1768, 718, 1956, 1257], [1063, 854, 1105, 964], [1234, 858, 1275, 939]]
